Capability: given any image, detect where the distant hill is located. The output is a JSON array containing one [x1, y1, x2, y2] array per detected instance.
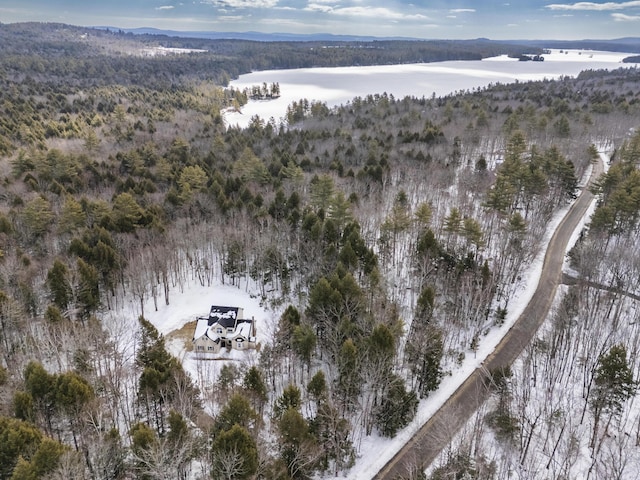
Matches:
[[94, 27, 419, 43], [98, 27, 640, 53]]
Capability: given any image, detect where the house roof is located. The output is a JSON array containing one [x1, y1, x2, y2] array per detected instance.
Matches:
[[234, 319, 253, 339], [193, 317, 210, 340], [193, 305, 255, 345], [208, 306, 239, 328]]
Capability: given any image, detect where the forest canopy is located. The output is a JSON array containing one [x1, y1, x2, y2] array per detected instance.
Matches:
[[1, 21, 640, 480]]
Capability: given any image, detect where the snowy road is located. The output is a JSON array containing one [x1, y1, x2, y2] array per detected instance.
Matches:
[[373, 156, 604, 479]]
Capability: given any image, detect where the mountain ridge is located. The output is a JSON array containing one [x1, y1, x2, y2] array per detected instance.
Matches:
[[93, 25, 640, 50]]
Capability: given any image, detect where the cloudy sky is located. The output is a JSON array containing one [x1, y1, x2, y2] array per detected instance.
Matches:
[[2, 1, 640, 39]]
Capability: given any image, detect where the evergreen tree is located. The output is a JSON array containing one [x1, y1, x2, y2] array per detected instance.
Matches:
[[213, 394, 259, 436], [274, 384, 302, 420], [310, 402, 354, 474], [46, 260, 72, 313], [22, 196, 54, 238], [76, 258, 100, 320], [309, 174, 335, 212], [335, 338, 361, 410], [375, 374, 418, 437], [9, 437, 66, 480], [178, 165, 208, 202], [307, 371, 327, 404], [112, 192, 144, 233], [443, 207, 462, 235], [591, 344, 636, 445], [278, 408, 320, 479], [136, 317, 198, 434], [242, 366, 268, 413], [292, 324, 317, 374], [414, 202, 433, 231], [59, 196, 86, 234], [212, 425, 258, 480], [0, 416, 43, 479], [23, 362, 57, 434]]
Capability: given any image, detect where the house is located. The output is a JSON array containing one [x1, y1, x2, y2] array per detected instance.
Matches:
[[192, 306, 257, 354]]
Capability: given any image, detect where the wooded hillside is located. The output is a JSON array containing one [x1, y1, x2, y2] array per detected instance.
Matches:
[[0, 23, 639, 480]]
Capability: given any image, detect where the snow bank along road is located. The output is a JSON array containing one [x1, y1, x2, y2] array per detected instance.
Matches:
[[374, 157, 604, 479]]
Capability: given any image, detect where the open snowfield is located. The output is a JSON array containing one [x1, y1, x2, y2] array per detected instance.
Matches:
[[224, 49, 633, 129]]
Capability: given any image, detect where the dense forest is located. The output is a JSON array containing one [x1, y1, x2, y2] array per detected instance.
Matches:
[[1, 22, 640, 480], [0, 22, 545, 88]]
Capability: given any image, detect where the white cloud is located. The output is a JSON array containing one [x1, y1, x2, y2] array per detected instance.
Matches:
[[546, 1, 640, 11], [306, 2, 332, 13], [156, 5, 175, 10], [612, 12, 640, 19], [200, 0, 279, 8], [304, 4, 429, 20], [449, 8, 476, 13]]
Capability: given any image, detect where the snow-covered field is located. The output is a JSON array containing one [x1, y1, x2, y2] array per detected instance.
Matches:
[[141, 46, 208, 56], [225, 49, 632, 129]]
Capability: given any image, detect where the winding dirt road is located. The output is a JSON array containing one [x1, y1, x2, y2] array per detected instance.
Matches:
[[374, 157, 604, 480]]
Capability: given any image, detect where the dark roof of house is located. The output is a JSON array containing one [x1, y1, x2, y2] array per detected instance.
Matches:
[[208, 306, 239, 328]]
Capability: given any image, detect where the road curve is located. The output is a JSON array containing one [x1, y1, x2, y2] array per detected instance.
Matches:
[[373, 157, 604, 480]]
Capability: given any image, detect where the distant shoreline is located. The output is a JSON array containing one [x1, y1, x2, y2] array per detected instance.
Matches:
[[225, 49, 632, 128]]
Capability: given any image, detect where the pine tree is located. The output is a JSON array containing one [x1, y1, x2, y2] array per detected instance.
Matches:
[[112, 192, 144, 233], [292, 324, 317, 375], [242, 366, 268, 413], [335, 338, 361, 410], [309, 174, 335, 212], [76, 258, 100, 320], [278, 408, 320, 479], [274, 385, 302, 420], [22, 196, 54, 238], [212, 425, 258, 480], [213, 394, 259, 435], [59, 196, 86, 234], [375, 374, 418, 437], [0, 416, 44, 479], [591, 344, 636, 447], [46, 260, 72, 313], [136, 317, 198, 434]]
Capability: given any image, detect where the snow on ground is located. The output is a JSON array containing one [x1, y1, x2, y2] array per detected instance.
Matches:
[[141, 46, 208, 56], [102, 279, 278, 413], [562, 147, 611, 274], [99, 152, 611, 480], [103, 57, 619, 475], [98, 157, 609, 479], [140, 282, 269, 339], [224, 49, 632, 129], [324, 150, 609, 480], [101, 224, 567, 477]]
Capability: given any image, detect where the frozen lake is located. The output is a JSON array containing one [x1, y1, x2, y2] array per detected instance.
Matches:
[[225, 49, 632, 128]]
